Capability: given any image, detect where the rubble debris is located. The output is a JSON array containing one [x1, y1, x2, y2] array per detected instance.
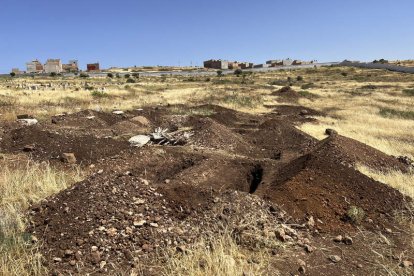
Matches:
[[128, 135, 151, 147], [17, 118, 38, 126]]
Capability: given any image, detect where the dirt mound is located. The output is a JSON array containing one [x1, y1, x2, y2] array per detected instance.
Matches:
[[190, 117, 259, 156], [28, 168, 296, 275], [51, 110, 127, 129], [256, 136, 409, 233], [271, 86, 300, 102], [0, 126, 130, 164], [317, 134, 410, 172]]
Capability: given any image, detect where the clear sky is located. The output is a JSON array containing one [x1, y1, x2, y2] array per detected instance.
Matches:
[[0, 0, 413, 73]]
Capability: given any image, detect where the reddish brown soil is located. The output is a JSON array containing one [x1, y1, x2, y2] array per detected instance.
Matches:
[[1, 104, 411, 275], [271, 86, 301, 102]]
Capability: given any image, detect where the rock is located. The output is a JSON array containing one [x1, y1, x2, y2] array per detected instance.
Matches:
[[333, 235, 343, 242], [133, 220, 146, 227], [130, 116, 150, 126], [325, 128, 338, 136], [112, 110, 124, 115], [298, 265, 306, 274], [91, 251, 101, 264], [343, 235, 353, 245], [64, 250, 74, 257], [16, 114, 31, 119], [23, 144, 35, 152], [53, 257, 62, 262], [307, 216, 315, 228], [305, 244, 314, 253], [401, 260, 413, 267], [176, 245, 186, 253], [149, 223, 158, 228], [86, 116, 95, 120], [69, 260, 76, 266], [299, 109, 309, 116], [142, 244, 153, 252], [31, 235, 38, 243], [91, 246, 98, 252], [165, 179, 171, 184], [329, 255, 341, 263], [128, 135, 151, 147], [18, 118, 38, 126], [61, 153, 77, 164]]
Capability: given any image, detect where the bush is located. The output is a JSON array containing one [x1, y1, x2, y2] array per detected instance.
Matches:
[[296, 76, 303, 81], [301, 83, 316, 90], [9, 72, 16, 77], [107, 73, 113, 78], [50, 72, 57, 77], [124, 74, 130, 78], [132, 73, 140, 79], [126, 78, 136, 83], [79, 73, 89, 78], [341, 72, 348, 77], [346, 206, 365, 224], [234, 69, 243, 76], [217, 70, 223, 77], [91, 91, 109, 98], [403, 88, 414, 96]]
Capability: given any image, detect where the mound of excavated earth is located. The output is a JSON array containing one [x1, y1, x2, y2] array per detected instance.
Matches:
[[16, 105, 412, 275]]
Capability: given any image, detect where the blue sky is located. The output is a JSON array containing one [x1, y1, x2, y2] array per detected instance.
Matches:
[[0, 0, 413, 73]]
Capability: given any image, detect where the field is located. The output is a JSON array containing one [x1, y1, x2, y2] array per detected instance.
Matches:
[[0, 66, 413, 275]]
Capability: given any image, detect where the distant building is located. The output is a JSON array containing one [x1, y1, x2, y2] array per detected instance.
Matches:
[[203, 59, 229, 70], [266, 60, 282, 65], [87, 63, 100, 72], [240, 62, 254, 69], [11, 68, 24, 74], [26, 60, 44, 73], [62, 60, 79, 72], [253, 64, 271, 68], [44, 59, 63, 74], [228, 61, 239, 70], [282, 58, 293, 66]]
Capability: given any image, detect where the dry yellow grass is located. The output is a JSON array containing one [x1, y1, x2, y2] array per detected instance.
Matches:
[[0, 159, 83, 275], [161, 232, 272, 276]]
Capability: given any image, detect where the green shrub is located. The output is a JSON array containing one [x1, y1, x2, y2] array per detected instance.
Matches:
[[126, 78, 136, 83], [341, 72, 348, 77], [234, 69, 243, 76], [79, 73, 89, 78], [132, 73, 140, 79], [301, 83, 316, 90], [217, 70, 223, 77], [379, 108, 414, 120], [91, 91, 109, 98], [403, 88, 414, 96], [124, 74, 130, 78], [107, 73, 113, 78], [50, 72, 57, 77], [296, 76, 303, 81], [9, 72, 16, 77]]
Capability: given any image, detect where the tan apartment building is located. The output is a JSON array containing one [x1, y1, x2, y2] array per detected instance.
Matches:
[[44, 59, 63, 73], [26, 60, 44, 73], [62, 60, 79, 72]]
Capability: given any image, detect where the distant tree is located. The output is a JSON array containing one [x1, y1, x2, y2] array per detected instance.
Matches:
[[126, 78, 136, 83], [217, 70, 223, 77], [116, 73, 121, 78], [79, 72, 89, 78], [296, 76, 303, 81], [124, 74, 130, 78], [9, 72, 16, 77], [107, 73, 114, 78], [50, 72, 57, 77], [341, 72, 348, 77], [234, 69, 243, 76], [132, 73, 140, 79]]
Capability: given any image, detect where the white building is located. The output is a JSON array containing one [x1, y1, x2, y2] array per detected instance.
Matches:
[[44, 59, 63, 74], [26, 60, 43, 73]]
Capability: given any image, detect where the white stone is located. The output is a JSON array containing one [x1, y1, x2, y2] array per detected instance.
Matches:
[[17, 118, 38, 126], [112, 110, 124, 115], [128, 135, 151, 147]]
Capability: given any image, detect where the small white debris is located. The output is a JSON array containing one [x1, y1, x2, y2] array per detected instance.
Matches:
[[112, 110, 124, 115], [17, 118, 38, 126], [128, 135, 151, 147]]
